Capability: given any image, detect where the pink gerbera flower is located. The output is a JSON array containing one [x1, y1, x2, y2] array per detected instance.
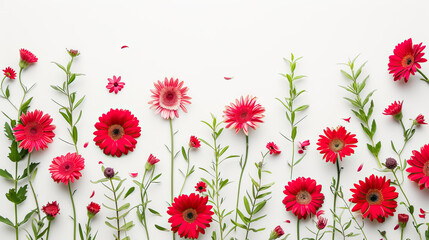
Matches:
[[13, 110, 56, 152], [3, 67, 16, 79], [407, 144, 429, 190], [19, 48, 38, 69], [223, 95, 265, 135], [106, 75, 125, 94], [148, 77, 191, 119], [49, 152, 85, 185], [388, 38, 427, 82]]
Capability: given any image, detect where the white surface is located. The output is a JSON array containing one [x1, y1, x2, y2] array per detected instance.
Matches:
[[0, 0, 429, 239]]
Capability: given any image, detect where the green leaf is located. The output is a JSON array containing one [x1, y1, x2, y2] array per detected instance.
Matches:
[[8, 141, 26, 162], [4, 121, 15, 140], [105, 221, 117, 230], [294, 105, 309, 112], [52, 62, 67, 73], [236, 209, 249, 224], [253, 200, 267, 214], [20, 97, 33, 115], [154, 224, 169, 231], [148, 208, 162, 217], [181, 147, 188, 161], [243, 196, 251, 215], [0, 215, 14, 227], [341, 70, 353, 80], [119, 221, 134, 231], [123, 187, 135, 199], [6, 185, 27, 204], [5, 86, 10, 98], [231, 219, 247, 230], [19, 162, 39, 180], [118, 203, 130, 212], [291, 127, 297, 140], [68, 74, 76, 84], [18, 209, 36, 226], [74, 96, 85, 110], [0, 169, 13, 181], [72, 126, 78, 144]]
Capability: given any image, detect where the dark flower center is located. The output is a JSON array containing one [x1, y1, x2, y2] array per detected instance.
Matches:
[[329, 138, 344, 152], [366, 189, 384, 205], [108, 124, 125, 140], [30, 127, 38, 135], [114, 82, 118, 87], [240, 111, 249, 119], [296, 190, 312, 205], [402, 55, 414, 67], [199, 186, 203, 190], [166, 92, 174, 100], [423, 162, 429, 176], [62, 162, 74, 173], [182, 208, 198, 223]]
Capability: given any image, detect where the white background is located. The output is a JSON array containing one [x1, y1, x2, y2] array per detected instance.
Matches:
[[1, 0, 429, 239]]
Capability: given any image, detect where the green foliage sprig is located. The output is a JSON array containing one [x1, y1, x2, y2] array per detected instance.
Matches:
[[178, 145, 195, 195]]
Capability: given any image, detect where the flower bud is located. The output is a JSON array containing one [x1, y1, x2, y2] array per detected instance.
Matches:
[[87, 202, 101, 219], [398, 213, 409, 229], [145, 154, 160, 171], [189, 136, 201, 148], [104, 167, 115, 179], [414, 114, 427, 125], [385, 158, 398, 170], [269, 225, 284, 240], [68, 49, 80, 57]]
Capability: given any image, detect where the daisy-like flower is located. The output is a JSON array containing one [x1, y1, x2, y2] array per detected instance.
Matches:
[[223, 95, 265, 135], [167, 193, 214, 239], [87, 202, 101, 218], [298, 140, 310, 154], [282, 177, 325, 219], [42, 201, 60, 220], [383, 101, 403, 120], [316, 126, 357, 164], [106, 75, 125, 94], [93, 109, 141, 157], [406, 144, 429, 190], [145, 154, 160, 171], [388, 38, 427, 82], [266, 142, 281, 155], [49, 152, 85, 185], [349, 174, 398, 223], [13, 110, 56, 152], [415, 114, 427, 125], [195, 181, 207, 193], [189, 135, 201, 148], [19, 48, 38, 69], [3, 67, 16, 79], [148, 77, 191, 119], [67, 49, 80, 57]]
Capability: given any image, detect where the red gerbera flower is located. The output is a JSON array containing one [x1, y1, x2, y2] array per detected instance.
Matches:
[[93, 109, 141, 157], [19, 48, 38, 69], [282, 177, 325, 219], [266, 142, 281, 155], [349, 174, 398, 223], [415, 114, 427, 125], [3, 67, 16, 79], [189, 136, 201, 148], [13, 110, 56, 153], [383, 101, 403, 121], [148, 77, 191, 119], [316, 126, 357, 164], [406, 144, 429, 190], [223, 95, 265, 135], [388, 38, 427, 82], [145, 154, 160, 171], [42, 201, 60, 219], [106, 75, 125, 94], [87, 202, 101, 217], [49, 152, 85, 185], [167, 193, 214, 239], [195, 181, 207, 193]]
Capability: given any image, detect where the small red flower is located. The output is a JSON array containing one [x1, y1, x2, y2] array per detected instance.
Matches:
[[106, 75, 125, 94], [269, 225, 284, 239], [349, 174, 398, 223], [67, 49, 80, 57], [3, 67, 16, 79], [398, 213, 409, 228], [282, 177, 325, 219], [19, 49, 38, 69], [195, 181, 207, 193], [266, 142, 281, 155], [223, 95, 265, 135], [189, 136, 201, 148], [415, 114, 427, 125], [49, 153, 85, 185], [87, 202, 101, 217], [298, 140, 310, 154], [316, 215, 327, 230], [388, 38, 427, 82], [406, 144, 429, 190], [42, 201, 60, 219], [316, 126, 357, 164], [13, 110, 56, 153], [383, 101, 403, 120], [145, 154, 160, 171], [167, 193, 214, 239]]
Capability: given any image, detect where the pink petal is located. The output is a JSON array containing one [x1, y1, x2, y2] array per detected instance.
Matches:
[[83, 142, 89, 148], [121, 45, 129, 49], [129, 172, 138, 178], [357, 163, 363, 172], [90, 190, 95, 198], [224, 77, 233, 80], [343, 117, 351, 123], [98, 161, 103, 164]]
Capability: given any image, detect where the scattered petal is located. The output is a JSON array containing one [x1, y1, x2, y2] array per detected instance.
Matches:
[[357, 163, 363, 172], [394, 224, 399, 230], [343, 117, 351, 123], [285, 220, 290, 223], [224, 77, 233, 80], [130, 172, 138, 178], [316, 210, 325, 217], [98, 161, 103, 165], [121, 45, 129, 49], [90, 190, 95, 198], [83, 142, 89, 148], [420, 208, 425, 214]]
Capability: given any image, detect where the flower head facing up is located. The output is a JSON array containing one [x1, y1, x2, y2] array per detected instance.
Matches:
[[50, 153, 85, 185], [388, 38, 427, 82], [349, 174, 398, 223], [398, 213, 409, 229], [93, 109, 141, 157], [383, 101, 403, 120], [269, 225, 284, 240], [415, 114, 427, 125], [145, 154, 160, 171], [195, 181, 207, 193], [87, 202, 101, 219], [67, 49, 80, 57], [19, 48, 38, 69], [13, 110, 56, 153], [282, 177, 325, 220], [106, 75, 125, 94], [104, 167, 115, 179], [385, 158, 398, 170], [148, 77, 191, 119], [406, 144, 429, 190], [223, 95, 265, 135], [167, 193, 214, 239], [189, 136, 201, 149], [42, 201, 60, 221], [298, 140, 310, 154], [266, 142, 281, 155], [3, 67, 16, 79], [316, 126, 357, 164]]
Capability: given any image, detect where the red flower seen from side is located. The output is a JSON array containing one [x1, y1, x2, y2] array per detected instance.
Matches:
[[106, 75, 125, 94], [19, 48, 38, 69], [189, 136, 201, 148], [383, 100, 403, 120], [93, 109, 141, 157], [149, 77, 191, 119], [415, 114, 427, 125], [282, 177, 325, 219], [49, 152, 85, 185], [316, 126, 357, 164], [195, 181, 207, 193], [3, 67, 16, 79], [349, 174, 398, 223], [298, 140, 310, 154], [13, 110, 56, 153], [42, 201, 60, 219], [388, 38, 427, 82], [223, 95, 265, 135], [406, 144, 429, 190], [167, 193, 214, 239], [266, 142, 281, 155], [87, 202, 101, 217]]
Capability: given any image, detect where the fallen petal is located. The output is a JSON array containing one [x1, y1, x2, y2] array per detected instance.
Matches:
[[130, 172, 138, 178], [224, 77, 233, 80], [121, 45, 129, 49], [98, 161, 103, 164], [83, 142, 89, 148], [90, 190, 95, 198], [343, 117, 351, 123], [357, 163, 363, 172]]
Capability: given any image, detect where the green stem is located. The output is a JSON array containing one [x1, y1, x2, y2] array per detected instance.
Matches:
[[332, 156, 341, 240], [290, 140, 295, 179], [169, 118, 176, 240], [417, 69, 429, 83], [14, 161, 19, 240], [46, 220, 52, 240], [213, 134, 224, 240], [0, 76, 18, 110], [297, 218, 300, 240], [140, 170, 150, 240], [401, 227, 404, 240], [64, 62, 79, 155], [85, 217, 91, 240], [17, 68, 26, 119], [234, 135, 249, 226], [340, 195, 367, 240], [68, 181, 76, 240], [179, 148, 191, 195], [315, 229, 320, 240], [109, 179, 120, 240], [26, 153, 40, 221]]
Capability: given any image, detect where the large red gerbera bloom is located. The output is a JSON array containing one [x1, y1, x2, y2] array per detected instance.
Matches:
[[406, 144, 429, 190], [388, 38, 427, 82], [282, 177, 325, 219], [13, 110, 56, 153], [106, 75, 125, 94], [349, 174, 398, 223], [316, 126, 357, 164], [93, 109, 141, 157], [42, 201, 60, 219], [19, 48, 38, 69], [167, 193, 214, 239], [49, 152, 85, 185], [3, 67, 16, 79], [223, 95, 265, 135], [148, 77, 191, 119]]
